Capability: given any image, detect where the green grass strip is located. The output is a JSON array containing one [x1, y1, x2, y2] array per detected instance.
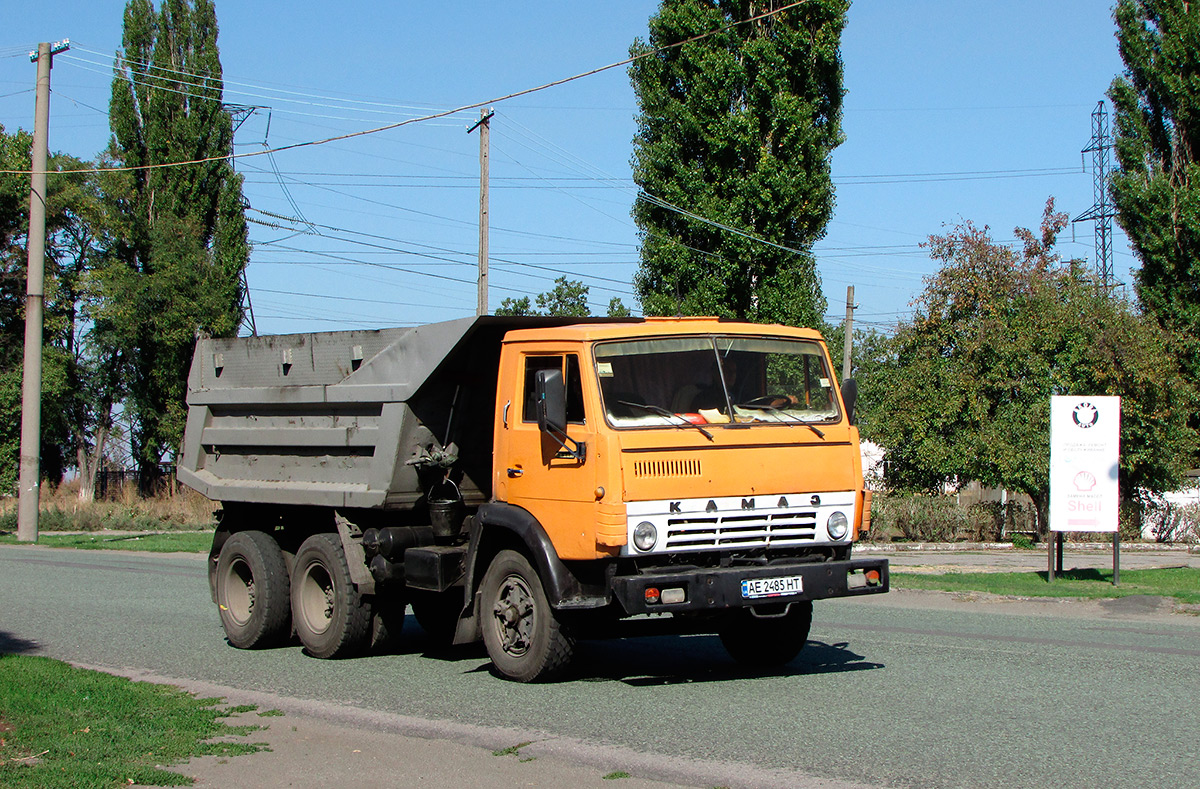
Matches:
[[0, 532, 211, 553], [0, 655, 264, 788], [892, 566, 1200, 604]]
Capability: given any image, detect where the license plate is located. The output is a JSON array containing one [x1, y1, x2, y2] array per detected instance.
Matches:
[[741, 575, 804, 599]]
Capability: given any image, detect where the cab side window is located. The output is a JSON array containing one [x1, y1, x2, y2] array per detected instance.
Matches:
[[522, 354, 586, 424]]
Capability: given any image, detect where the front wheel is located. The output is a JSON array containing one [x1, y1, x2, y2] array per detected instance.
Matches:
[[719, 601, 813, 667], [291, 533, 373, 659], [480, 550, 574, 682], [215, 530, 291, 649]]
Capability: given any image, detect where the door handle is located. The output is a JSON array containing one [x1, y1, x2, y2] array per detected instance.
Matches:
[[507, 467, 523, 478]]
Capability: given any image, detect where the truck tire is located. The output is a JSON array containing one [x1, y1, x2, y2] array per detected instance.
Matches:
[[480, 549, 574, 682], [215, 530, 292, 649], [369, 594, 406, 653], [409, 589, 462, 648], [718, 601, 813, 667], [291, 533, 372, 659]]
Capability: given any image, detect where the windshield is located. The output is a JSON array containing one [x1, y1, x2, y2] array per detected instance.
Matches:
[[593, 335, 840, 428]]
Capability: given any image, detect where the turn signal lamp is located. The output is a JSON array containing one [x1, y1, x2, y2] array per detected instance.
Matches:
[[865, 569, 881, 586], [645, 587, 661, 604]]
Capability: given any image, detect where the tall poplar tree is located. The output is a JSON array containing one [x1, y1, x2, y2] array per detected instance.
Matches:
[[102, 0, 248, 481], [628, 0, 847, 326], [1109, 0, 1200, 393]]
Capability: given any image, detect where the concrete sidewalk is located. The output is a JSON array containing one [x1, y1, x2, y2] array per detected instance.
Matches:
[[858, 541, 1200, 574], [117, 669, 866, 789]]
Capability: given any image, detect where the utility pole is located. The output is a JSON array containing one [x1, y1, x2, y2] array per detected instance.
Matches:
[[468, 108, 494, 317], [18, 39, 69, 544], [841, 285, 855, 382]]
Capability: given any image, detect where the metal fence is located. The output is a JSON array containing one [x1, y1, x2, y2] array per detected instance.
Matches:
[[95, 466, 177, 499]]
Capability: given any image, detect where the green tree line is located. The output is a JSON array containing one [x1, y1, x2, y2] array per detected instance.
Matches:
[[1, 0, 247, 496]]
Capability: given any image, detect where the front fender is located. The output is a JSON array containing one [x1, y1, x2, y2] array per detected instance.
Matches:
[[469, 502, 609, 609]]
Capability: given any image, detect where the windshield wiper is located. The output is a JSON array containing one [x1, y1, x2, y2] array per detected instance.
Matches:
[[736, 403, 826, 439], [617, 400, 714, 441]]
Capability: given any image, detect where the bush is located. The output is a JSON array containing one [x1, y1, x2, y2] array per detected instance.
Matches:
[[966, 500, 1035, 542], [1146, 498, 1200, 546], [871, 495, 969, 542], [1011, 534, 1035, 550]]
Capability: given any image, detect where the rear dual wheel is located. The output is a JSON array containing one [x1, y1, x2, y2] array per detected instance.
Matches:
[[291, 533, 373, 659], [215, 530, 292, 649]]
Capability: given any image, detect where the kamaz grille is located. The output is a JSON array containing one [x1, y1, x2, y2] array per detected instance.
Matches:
[[632, 458, 702, 478], [664, 510, 817, 550]]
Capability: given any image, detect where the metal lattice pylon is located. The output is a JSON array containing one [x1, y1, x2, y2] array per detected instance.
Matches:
[[1073, 101, 1117, 289]]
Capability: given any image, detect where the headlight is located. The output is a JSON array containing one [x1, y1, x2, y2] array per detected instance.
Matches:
[[633, 521, 658, 552], [827, 511, 849, 540]]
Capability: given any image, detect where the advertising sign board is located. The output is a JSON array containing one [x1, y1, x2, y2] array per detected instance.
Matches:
[[1049, 396, 1120, 533]]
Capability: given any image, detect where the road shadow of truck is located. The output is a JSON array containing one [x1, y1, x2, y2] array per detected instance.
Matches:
[[570, 635, 883, 686], [409, 623, 884, 685], [226, 612, 883, 686]]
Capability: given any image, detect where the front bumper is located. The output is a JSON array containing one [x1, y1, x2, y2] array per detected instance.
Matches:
[[610, 557, 888, 615]]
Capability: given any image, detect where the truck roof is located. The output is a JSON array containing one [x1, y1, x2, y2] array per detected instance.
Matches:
[[500, 316, 827, 344]]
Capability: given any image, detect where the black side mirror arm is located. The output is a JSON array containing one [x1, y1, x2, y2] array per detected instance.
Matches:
[[841, 378, 858, 426]]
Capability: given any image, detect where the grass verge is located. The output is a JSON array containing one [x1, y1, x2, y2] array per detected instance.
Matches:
[[892, 566, 1200, 604], [0, 531, 211, 553], [0, 655, 264, 788]]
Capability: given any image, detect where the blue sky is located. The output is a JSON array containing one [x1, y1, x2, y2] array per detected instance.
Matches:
[[2, 1, 1130, 336]]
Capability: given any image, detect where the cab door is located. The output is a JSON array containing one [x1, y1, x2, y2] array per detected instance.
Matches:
[[495, 349, 598, 560]]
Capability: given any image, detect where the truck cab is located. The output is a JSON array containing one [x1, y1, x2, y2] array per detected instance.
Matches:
[[472, 318, 885, 678]]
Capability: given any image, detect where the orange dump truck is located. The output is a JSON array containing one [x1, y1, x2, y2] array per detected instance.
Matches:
[[178, 315, 887, 681]]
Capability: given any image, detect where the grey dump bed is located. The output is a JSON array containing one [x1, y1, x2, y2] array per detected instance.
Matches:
[[178, 315, 630, 510], [179, 317, 502, 509]]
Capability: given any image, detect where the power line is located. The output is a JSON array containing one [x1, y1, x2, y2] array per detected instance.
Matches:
[[3, 0, 817, 178], [69, 43, 470, 116]]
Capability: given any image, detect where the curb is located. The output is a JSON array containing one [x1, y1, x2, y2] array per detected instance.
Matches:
[[855, 541, 1197, 553]]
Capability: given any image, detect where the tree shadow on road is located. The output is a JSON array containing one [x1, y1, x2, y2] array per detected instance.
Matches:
[[1035, 568, 1111, 582], [0, 630, 41, 656]]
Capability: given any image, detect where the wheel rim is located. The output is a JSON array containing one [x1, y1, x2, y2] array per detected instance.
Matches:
[[490, 573, 536, 657], [222, 558, 254, 626], [298, 560, 334, 636]]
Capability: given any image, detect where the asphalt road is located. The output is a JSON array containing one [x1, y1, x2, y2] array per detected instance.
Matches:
[[2, 544, 1199, 788]]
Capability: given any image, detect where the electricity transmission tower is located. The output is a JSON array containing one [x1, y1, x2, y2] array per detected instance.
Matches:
[[1073, 101, 1118, 289]]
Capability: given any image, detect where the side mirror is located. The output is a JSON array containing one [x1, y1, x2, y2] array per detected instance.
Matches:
[[841, 378, 858, 426], [534, 368, 568, 434], [534, 368, 585, 461]]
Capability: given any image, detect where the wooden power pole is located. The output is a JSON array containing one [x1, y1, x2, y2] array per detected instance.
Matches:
[[468, 108, 494, 317], [841, 285, 855, 382], [17, 39, 68, 544]]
